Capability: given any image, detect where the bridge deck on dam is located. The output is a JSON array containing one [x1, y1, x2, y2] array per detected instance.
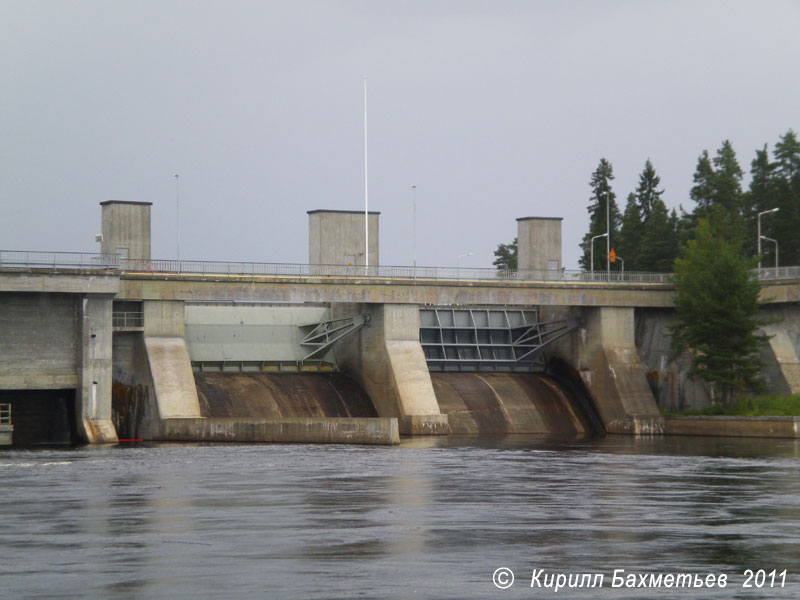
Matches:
[[1, 261, 799, 307]]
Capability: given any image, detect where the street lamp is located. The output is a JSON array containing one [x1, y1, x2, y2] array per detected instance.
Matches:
[[173, 173, 180, 268], [457, 252, 473, 279], [760, 235, 779, 273], [605, 190, 611, 282], [757, 207, 779, 274], [590, 233, 608, 280], [411, 184, 417, 276]]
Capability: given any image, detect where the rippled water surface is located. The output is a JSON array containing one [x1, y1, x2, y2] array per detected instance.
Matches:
[[2, 435, 799, 599]]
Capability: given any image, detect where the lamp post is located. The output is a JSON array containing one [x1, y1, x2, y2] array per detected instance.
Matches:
[[760, 235, 779, 273], [411, 184, 416, 277], [363, 76, 369, 276], [173, 173, 180, 268], [590, 233, 608, 280], [617, 256, 624, 276], [457, 252, 473, 280], [605, 190, 611, 282], [757, 207, 779, 275]]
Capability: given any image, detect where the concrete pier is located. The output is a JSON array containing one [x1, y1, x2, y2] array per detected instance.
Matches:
[[334, 303, 449, 435]]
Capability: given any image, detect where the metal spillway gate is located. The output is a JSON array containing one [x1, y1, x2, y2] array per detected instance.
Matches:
[[420, 307, 579, 372]]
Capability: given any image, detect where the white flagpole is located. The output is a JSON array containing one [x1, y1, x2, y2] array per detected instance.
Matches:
[[363, 76, 369, 272]]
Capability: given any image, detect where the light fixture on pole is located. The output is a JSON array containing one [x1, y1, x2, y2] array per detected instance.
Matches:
[[457, 252, 473, 279], [605, 189, 611, 282], [590, 233, 608, 279], [757, 207, 779, 274], [173, 173, 180, 267], [363, 76, 369, 275], [411, 184, 417, 276], [760, 235, 779, 272]]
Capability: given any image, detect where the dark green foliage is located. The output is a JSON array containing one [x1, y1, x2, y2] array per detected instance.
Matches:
[[770, 130, 800, 265], [711, 140, 744, 215], [615, 160, 677, 272], [617, 193, 643, 271], [639, 199, 678, 272], [636, 159, 663, 220], [579, 159, 621, 271], [575, 130, 799, 275], [670, 219, 768, 406], [493, 237, 517, 270]]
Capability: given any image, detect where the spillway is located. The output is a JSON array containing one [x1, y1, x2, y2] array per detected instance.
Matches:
[[431, 372, 598, 436], [194, 372, 377, 419]]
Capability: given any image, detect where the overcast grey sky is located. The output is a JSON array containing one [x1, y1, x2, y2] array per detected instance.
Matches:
[[2, 0, 798, 269]]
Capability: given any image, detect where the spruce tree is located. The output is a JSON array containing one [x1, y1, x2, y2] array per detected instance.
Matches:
[[711, 139, 744, 216], [617, 193, 643, 271], [670, 219, 768, 406], [635, 159, 664, 220], [638, 199, 678, 272], [492, 238, 518, 271], [579, 159, 621, 272], [772, 130, 800, 265], [690, 150, 715, 214]]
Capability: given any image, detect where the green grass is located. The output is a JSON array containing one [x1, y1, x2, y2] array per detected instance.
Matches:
[[668, 394, 800, 417]]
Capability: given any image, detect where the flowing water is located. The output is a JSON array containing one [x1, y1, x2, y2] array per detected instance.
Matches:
[[2, 435, 799, 599]]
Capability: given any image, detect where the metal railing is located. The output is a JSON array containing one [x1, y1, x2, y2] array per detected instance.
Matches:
[[0, 404, 10, 425], [113, 311, 144, 328], [2, 249, 800, 284]]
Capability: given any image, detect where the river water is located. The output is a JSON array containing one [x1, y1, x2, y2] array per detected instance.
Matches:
[[2, 435, 799, 599]]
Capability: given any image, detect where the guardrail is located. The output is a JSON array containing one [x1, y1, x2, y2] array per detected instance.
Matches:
[[2, 249, 800, 284], [112, 311, 144, 328], [0, 404, 10, 425]]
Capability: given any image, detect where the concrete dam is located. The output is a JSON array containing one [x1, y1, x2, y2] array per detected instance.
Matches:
[[111, 301, 598, 442], [2, 201, 800, 447]]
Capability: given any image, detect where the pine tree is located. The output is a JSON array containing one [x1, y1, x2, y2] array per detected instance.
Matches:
[[617, 193, 643, 271], [492, 238, 518, 271], [670, 219, 768, 406], [579, 159, 621, 272]]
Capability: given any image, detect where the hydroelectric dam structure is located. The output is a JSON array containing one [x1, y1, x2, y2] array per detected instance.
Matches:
[[2, 201, 800, 447]]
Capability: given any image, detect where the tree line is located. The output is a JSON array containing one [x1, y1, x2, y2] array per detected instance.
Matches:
[[578, 129, 800, 272]]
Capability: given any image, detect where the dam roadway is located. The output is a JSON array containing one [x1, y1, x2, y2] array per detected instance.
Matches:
[[5, 265, 800, 307]]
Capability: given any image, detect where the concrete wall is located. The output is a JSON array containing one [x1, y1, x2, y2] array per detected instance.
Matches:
[[635, 304, 800, 411], [0, 293, 79, 390], [184, 303, 330, 363], [308, 210, 379, 267], [517, 217, 563, 274], [334, 303, 448, 434], [100, 200, 152, 261]]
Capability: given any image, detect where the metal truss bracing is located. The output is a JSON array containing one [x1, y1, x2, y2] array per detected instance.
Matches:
[[299, 314, 370, 361], [420, 307, 579, 372]]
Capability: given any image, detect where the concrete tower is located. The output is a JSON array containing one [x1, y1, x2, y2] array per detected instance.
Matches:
[[516, 216, 563, 275], [100, 200, 152, 261], [308, 209, 380, 267]]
